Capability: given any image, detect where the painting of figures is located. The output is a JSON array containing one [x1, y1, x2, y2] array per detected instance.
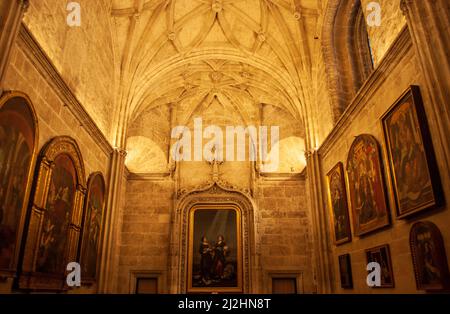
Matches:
[[36, 154, 77, 275], [382, 86, 443, 218], [346, 135, 390, 236], [188, 205, 242, 293], [80, 173, 106, 282], [0, 93, 37, 275], [327, 162, 352, 245]]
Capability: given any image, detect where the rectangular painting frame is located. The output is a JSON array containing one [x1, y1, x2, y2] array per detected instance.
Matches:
[[326, 162, 352, 245], [187, 204, 243, 293], [338, 253, 353, 289], [365, 244, 395, 288], [381, 85, 444, 219]]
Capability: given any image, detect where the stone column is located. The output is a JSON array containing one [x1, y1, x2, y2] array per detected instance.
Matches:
[[305, 149, 333, 293], [98, 148, 127, 293], [0, 0, 29, 93], [400, 0, 450, 170]]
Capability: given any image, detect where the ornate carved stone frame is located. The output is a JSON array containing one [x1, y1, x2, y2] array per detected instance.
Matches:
[[171, 180, 257, 293]]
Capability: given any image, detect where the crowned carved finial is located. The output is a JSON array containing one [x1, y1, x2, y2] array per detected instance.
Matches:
[[400, 0, 412, 16]]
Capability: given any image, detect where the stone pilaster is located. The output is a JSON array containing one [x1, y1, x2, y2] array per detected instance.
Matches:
[[98, 148, 127, 293], [401, 0, 450, 171], [0, 0, 29, 93], [305, 149, 333, 293]]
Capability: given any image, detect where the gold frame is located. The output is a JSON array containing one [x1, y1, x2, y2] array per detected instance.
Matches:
[[79, 172, 107, 285], [19, 136, 86, 291], [0, 91, 39, 278], [187, 204, 243, 293], [326, 162, 352, 245]]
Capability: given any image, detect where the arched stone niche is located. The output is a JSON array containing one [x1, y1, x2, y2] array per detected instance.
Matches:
[[169, 180, 258, 293]]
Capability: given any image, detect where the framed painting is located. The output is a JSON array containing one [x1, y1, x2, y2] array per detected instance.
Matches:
[[19, 136, 86, 291], [346, 134, 390, 236], [326, 162, 352, 245], [0, 92, 38, 277], [338, 254, 353, 289], [187, 204, 243, 293], [365, 244, 395, 288], [79, 172, 107, 284], [410, 221, 450, 291], [381, 85, 444, 218]]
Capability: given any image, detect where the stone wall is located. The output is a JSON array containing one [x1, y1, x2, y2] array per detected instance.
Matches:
[[116, 179, 173, 293], [256, 177, 315, 293], [318, 28, 450, 293]]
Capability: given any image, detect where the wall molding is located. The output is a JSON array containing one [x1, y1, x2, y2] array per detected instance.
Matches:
[[17, 23, 114, 156], [318, 25, 412, 158]]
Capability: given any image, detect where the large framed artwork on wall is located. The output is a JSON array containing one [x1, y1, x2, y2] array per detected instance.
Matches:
[[381, 85, 444, 219], [410, 221, 450, 291], [0, 92, 38, 277], [326, 162, 351, 245], [79, 172, 107, 284], [19, 136, 86, 291], [346, 134, 390, 236], [187, 204, 243, 293]]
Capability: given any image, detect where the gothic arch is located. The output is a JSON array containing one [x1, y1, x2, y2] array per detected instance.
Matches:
[[322, 0, 374, 122], [170, 180, 257, 293]]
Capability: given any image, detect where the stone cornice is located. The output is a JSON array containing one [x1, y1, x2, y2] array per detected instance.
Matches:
[[127, 171, 172, 181], [318, 25, 412, 158], [17, 23, 114, 156]]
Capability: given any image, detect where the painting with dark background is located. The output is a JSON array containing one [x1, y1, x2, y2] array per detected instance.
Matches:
[[347, 135, 390, 236], [366, 244, 394, 288], [191, 209, 238, 289], [0, 96, 35, 273], [382, 86, 443, 218], [327, 162, 351, 245], [410, 221, 450, 291], [36, 154, 76, 275], [80, 173, 106, 281]]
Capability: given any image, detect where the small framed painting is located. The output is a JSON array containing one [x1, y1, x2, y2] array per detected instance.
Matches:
[[365, 244, 395, 288], [338, 254, 353, 289], [410, 221, 450, 291], [381, 85, 444, 218], [326, 162, 352, 245]]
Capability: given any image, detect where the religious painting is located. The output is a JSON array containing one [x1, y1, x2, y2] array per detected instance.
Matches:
[[326, 162, 351, 245], [19, 136, 86, 291], [187, 205, 242, 293], [338, 254, 353, 289], [365, 244, 395, 288], [346, 134, 390, 236], [0, 92, 38, 277], [410, 221, 450, 291], [382, 85, 444, 218], [80, 172, 106, 283]]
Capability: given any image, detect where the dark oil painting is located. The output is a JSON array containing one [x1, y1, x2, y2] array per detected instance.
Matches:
[[410, 221, 450, 291], [80, 173, 106, 281], [338, 253, 353, 289], [327, 162, 351, 245], [366, 244, 394, 288], [36, 154, 77, 275], [382, 86, 443, 218], [0, 95, 36, 272], [189, 207, 242, 292], [347, 135, 390, 236]]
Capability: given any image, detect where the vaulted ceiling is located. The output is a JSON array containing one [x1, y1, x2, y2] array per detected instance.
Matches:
[[108, 0, 325, 172]]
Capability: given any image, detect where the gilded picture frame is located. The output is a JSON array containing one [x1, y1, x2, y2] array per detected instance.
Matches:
[[326, 162, 352, 245], [346, 134, 390, 236], [365, 244, 395, 288], [187, 204, 243, 293], [410, 221, 450, 291], [381, 85, 444, 219], [19, 136, 86, 291], [0, 91, 38, 278], [79, 172, 107, 284]]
